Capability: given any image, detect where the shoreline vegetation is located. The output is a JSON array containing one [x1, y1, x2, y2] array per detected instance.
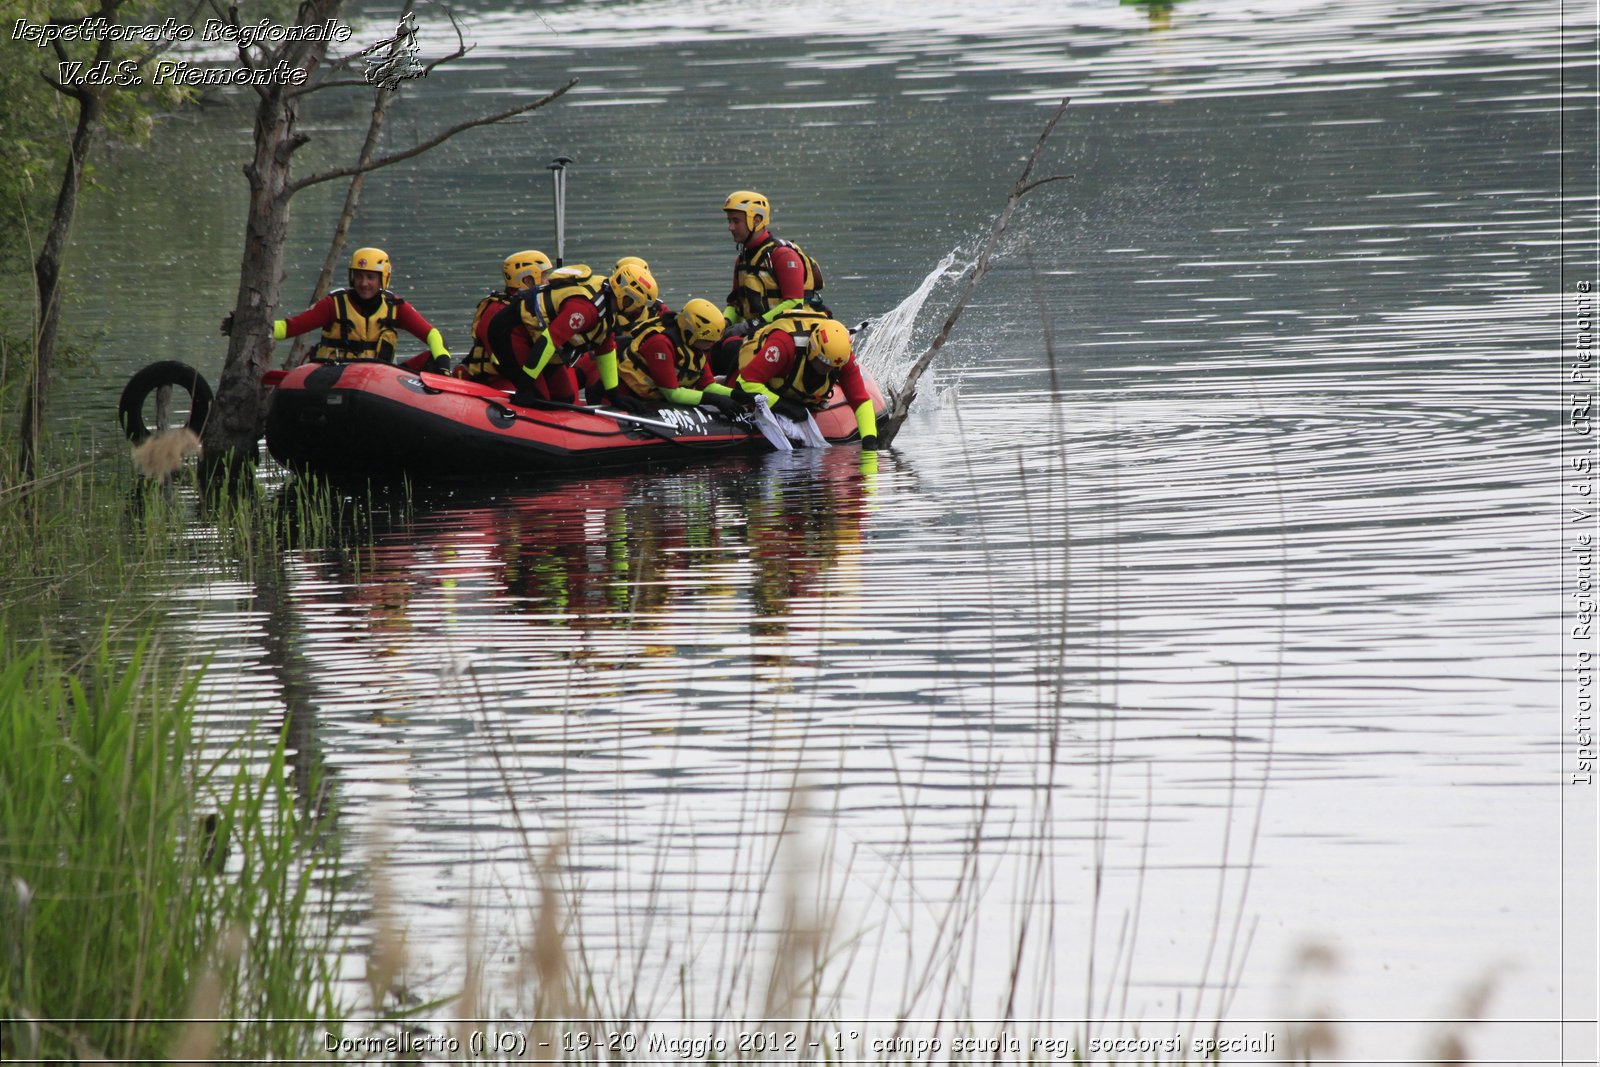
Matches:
[[0, 626, 345, 1061]]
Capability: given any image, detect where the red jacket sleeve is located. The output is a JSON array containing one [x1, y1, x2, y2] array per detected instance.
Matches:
[[279, 296, 338, 338], [767, 244, 807, 302], [736, 329, 797, 387], [546, 296, 600, 348], [834, 355, 871, 408], [393, 300, 436, 341]]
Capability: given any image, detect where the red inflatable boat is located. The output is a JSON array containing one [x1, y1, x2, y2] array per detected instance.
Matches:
[[260, 359, 885, 481]]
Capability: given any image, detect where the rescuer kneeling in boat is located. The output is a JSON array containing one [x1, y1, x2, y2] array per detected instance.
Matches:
[[245, 247, 452, 373], [731, 315, 878, 450], [573, 255, 670, 401], [612, 298, 744, 416], [610, 255, 670, 338], [456, 249, 551, 386], [710, 190, 829, 379], [487, 260, 659, 408]]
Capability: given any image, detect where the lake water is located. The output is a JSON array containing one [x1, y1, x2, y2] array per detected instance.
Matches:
[[56, 0, 1597, 1061]]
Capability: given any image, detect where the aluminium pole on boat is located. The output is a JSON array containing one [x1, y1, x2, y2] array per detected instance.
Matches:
[[548, 155, 573, 267]]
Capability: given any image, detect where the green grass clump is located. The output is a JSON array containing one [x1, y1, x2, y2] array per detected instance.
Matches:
[[0, 629, 345, 1061]]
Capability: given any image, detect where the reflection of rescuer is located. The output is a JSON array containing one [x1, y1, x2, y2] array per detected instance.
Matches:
[[612, 298, 744, 416], [487, 261, 659, 406], [456, 249, 551, 385], [228, 247, 451, 372], [711, 190, 827, 377], [732, 314, 879, 449]]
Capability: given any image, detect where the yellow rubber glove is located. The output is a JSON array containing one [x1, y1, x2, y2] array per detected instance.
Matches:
[[525, 334, 557, 378], [596, 350, 619, 391], [425, 328, 448, 359], [760, 298, 802, 324], [736, 378, 781, 406], [854, 399, 879, 445]]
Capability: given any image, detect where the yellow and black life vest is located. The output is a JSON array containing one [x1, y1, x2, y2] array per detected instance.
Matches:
[[744, 311, 836, 406], [618, 313, 706, 397], [461, 289, 513, 380], [315, 288, 405, 362], [613, 298, 668, 352], [516, 265, 614, 356], [728, 236, 826, 322]]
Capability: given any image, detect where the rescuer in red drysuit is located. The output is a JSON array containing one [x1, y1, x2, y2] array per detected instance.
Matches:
[[731, 314, 878, 448], [709, 190, 828, 377], [242, 247, 451, 373]]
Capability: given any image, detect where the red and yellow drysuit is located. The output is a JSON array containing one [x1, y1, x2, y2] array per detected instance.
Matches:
[[274, 288, 448, 371]]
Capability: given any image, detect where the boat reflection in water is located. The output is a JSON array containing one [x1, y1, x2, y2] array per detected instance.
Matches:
[[272, 446, 882, 730]]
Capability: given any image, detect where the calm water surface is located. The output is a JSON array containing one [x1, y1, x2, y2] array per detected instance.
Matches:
[[58, 0, 1596, 1060]]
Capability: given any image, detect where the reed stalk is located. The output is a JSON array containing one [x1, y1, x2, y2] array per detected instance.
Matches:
[[0, 628, 346, 1061]]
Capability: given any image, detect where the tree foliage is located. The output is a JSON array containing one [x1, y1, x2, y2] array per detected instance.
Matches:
[[1, 0, 194, 478]]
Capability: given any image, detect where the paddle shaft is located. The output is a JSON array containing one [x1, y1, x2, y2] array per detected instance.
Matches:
[[548, 155, 573, 267], [507, 392, 680, 432], [406, 370, 681, 431]]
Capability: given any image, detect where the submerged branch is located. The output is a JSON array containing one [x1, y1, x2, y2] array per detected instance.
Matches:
[[881, 97, 1072, 442]]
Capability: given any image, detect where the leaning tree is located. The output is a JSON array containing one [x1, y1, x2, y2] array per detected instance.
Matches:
[[203, 0, 574, 475]]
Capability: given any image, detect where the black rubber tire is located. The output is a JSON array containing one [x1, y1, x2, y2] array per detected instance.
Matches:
[[118, 360, 213, 443]]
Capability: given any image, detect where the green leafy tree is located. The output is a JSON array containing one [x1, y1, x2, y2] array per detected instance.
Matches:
[[0, 0, 191, 480]]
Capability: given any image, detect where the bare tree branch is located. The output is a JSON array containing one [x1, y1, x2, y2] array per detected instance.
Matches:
[[286, 78, 578, 194], [1017, 174, 1074, 198], [297, 1, 469, 97], [880, 97, 1073, 441], [287, 0, 415, 367]]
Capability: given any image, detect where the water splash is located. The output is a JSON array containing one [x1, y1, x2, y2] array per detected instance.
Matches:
[[855, 248, 965, 394]]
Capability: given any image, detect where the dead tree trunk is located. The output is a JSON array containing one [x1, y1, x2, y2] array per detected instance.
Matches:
[[201, 0, 575, 477], [18, 91, 102, 481], [202, 1, 343, 478]]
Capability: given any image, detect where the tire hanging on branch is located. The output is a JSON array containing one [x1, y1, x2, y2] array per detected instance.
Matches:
[[117, 360, 214, 443]]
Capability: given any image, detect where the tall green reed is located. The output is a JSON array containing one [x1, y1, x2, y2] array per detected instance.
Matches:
[[0, 628, 345, 1061]]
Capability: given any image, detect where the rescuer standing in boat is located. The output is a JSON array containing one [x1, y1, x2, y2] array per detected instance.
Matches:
[[711, 191, 828, 377], [456, 249, 551, 386], [234, 247, 452, 372], [611, 298, 744, 416], [731, 315, 879, 450], [487, 259, 659, 407]]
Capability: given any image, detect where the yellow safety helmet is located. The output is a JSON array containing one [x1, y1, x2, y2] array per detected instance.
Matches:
[[608, 260, 659, 319], [809, 319, 853, 369], [723, 190, 771, 232], [613, 255, 650, 275], [348, 246, 391, 288], [503, 249, 551, 290], [675, 298, 727, 348]]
